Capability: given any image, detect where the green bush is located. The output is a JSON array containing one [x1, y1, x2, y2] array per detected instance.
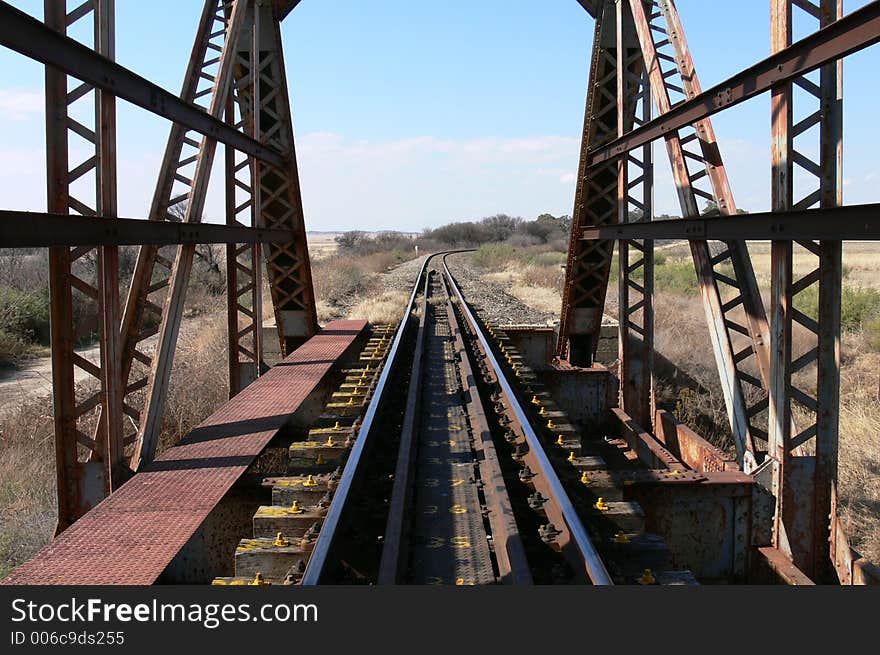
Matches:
[[795, 285, 880, 332], [655, 260, 696, 294], [472, 244, 518, 270], [0, 286, 51, 346]]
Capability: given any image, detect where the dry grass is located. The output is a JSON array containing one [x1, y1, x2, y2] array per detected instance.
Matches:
[[348, 290, 410, 324], [0, 395, 56, 578], [510, 284, 561, 314], [0, 314, 229, 579]]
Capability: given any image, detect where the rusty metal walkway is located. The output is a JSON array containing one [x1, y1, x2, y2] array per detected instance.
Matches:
[[2, 320, 366, 585]]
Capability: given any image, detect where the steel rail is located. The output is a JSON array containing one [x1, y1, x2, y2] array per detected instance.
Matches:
[[301, 254, 437, 585], [442, 255, 614, 585], [442, 273, 533, 585], [376, 268, 432, 584]]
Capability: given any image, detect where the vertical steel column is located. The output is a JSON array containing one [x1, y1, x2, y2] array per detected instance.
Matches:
[[616, 0, 654, 429], [45, 0, 123, 532], [628, 0, 772, 471], [247, 0, 318, 356], [559, 0, 631, 366], [98, 0, 242, 466], [225, 16, 264, 397], [768, 0, 842, 582], [131, 0, 249, 469], [93, 0, 125, 484]]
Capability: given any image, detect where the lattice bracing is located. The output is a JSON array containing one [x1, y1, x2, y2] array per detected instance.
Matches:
[[616, 21, 654, 428], [626, 0, 773, 470], [45, 0, 125, 531], [559, 1, 633, 366], [768, 0, 843, 582]]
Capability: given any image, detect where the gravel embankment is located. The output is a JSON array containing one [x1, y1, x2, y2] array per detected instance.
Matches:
[[377, 254, 430, 296], [444, 252, 557, 326]]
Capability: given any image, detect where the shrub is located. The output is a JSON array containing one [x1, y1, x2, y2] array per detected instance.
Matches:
[[471, 244, 518, 270], [795, 285, 880, 332], [0, 286, 51, 348], [655, 260, 696, 294], [335, 231, 417, 256], [534, 251, 567, 267]]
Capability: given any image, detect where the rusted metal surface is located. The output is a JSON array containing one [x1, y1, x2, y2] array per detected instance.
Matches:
[[104, 0, 250, 475], [245, 1, 318, 355], [629, 472, 754, 580], [768, 0, 843, 583], [589, 0, 880, 167], [132, 0, 250, 470], [44, 0, 127, 533], [611, 408, 683, 472], [757, 546, 815, 585], [558, 0, 627, 365], [615, 0, 653, 429], [0, 210, 296, 246], [0, 1, 284, 167], [627, 0, 771, 472], [654, 410, 739, 473], [578, 202, 880, 240], [225, 87, 264, 396], [831, 516, 880, 585], [0, 0, 874, 586], [1, 321, 365, 585]]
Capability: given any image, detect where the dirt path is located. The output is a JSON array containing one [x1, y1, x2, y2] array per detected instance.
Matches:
[[0, 314, 209, 417]]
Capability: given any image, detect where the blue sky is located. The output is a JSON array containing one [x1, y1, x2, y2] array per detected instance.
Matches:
[[0, 0, 877, 230]]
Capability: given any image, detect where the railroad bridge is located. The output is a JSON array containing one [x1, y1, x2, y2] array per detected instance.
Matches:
[[1, 0, 878, 585]]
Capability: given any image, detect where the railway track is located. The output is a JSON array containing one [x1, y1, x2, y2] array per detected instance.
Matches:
[[212, 253, 699, 586]]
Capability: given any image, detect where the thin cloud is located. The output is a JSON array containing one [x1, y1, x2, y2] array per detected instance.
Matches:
[[0, 88, 43, 121]]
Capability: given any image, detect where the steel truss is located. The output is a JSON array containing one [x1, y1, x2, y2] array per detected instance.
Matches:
[[615, 2, 654, 429], [44, 0, 124, 532], [565, 0, 879, 581], [2, 0, 318, 528], [768, 0, 843, 583], [1, 0, 875, 582]]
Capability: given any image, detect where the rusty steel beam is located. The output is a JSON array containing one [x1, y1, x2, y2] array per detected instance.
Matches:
[[131, 0, 250, 470], [276, 0, 601, 20], [244, 1, 318, 355], [627, 0, 770, 471], [0, 210, 298, 246], [225, 53, 264, 396], [107, 0, 248, 465], [93, 0, 125, 494], [558, 0, 633, 365], [578, 203, 880, 240], [768, 0, 843, 584], [589, 0, 880, 168], [0, 0, 285, 169], [757, 546, 816, 585], [615, 0, 654, 429], [575, 0, 600, 16], [44, 0, 127, 533], [275, 0, 303, 20]]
